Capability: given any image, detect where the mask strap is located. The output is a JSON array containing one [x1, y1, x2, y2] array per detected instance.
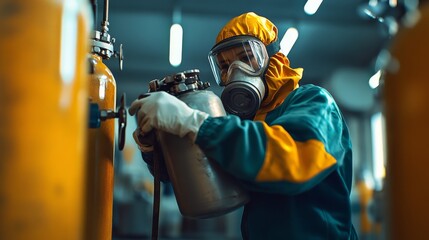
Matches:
[[266, 38, 280, 57]]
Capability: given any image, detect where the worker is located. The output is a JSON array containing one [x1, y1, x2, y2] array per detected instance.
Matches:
[[129, 12, 358, 240]]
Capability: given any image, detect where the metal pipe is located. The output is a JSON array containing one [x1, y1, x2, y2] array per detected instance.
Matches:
[[103, 0, 109, 26], [91, 0, 98, 30]]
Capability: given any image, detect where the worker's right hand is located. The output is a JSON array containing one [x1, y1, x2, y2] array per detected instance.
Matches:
[[133, 128, 171, 182], [133, 128, 155, 153]]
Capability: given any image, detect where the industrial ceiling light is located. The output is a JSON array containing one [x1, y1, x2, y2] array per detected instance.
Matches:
[[169, 7, 182, 67], [169, 23, 183, 67], [280, 27, 299, 57], [369, 70, 382, 89], [304, 0, 323, 15]]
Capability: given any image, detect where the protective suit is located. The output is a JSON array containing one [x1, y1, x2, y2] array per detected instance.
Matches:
[[130, 12, 357, 240], [201, 12, 357, 239]]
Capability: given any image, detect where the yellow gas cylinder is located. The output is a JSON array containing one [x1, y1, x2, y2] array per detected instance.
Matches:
[[86, 53, 117, 240], [85, 3, 126, 238], [0, 0, 92, 239], [384, 4, 429, 240]]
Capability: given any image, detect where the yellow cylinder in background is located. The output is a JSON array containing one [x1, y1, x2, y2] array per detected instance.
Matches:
[[0, 0, 92, 239], [85, 53, 117, 240], [384, 5, 429, 240]]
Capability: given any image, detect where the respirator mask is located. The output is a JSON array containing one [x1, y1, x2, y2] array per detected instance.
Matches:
[[208, 35, 279, 119]]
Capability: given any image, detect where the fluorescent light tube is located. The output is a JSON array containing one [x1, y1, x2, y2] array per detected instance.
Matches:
[[169, 23, 183, 67], [280, 27, 299, 57], [304, 0, 323, 15]]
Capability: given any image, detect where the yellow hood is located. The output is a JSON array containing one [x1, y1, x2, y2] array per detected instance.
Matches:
[[215, 12, 303, 118]]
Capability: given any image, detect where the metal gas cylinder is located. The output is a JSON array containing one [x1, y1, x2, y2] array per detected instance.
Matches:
[[85, 1, 126, 238], [384, 5, 429, 239], [0, 0, 92, 239], [148, 69, 249, 219]]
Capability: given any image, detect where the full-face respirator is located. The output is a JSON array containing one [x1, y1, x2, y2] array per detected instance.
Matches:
[[208, 35, 280, 119]]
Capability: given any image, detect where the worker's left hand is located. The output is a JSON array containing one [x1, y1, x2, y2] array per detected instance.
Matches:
[[128, 91, 209, 141]]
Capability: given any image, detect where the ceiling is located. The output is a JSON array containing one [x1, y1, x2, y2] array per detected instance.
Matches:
[[96, 0, 397, 111]]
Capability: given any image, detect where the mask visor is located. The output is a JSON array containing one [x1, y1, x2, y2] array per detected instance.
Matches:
[[208, 36, 269, 86]]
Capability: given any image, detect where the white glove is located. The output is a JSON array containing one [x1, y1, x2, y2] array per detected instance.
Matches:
[[128, 91, 209, 142]]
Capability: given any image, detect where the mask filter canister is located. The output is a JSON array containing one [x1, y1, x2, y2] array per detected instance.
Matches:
[[221, 68, 265, 119]]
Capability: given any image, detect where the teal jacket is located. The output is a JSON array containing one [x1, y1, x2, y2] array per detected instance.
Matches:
[[196, 84, 358, 239]]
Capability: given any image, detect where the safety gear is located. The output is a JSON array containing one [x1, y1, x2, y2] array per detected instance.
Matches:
[[128, 91, 209, 142], [195, 84, 356, 239], [208, 35, 280, 119], [256, 55, 303, 117], [208, 35, 271, 86], [213, 12, 304, 119], [219, 69, 266, 119]]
